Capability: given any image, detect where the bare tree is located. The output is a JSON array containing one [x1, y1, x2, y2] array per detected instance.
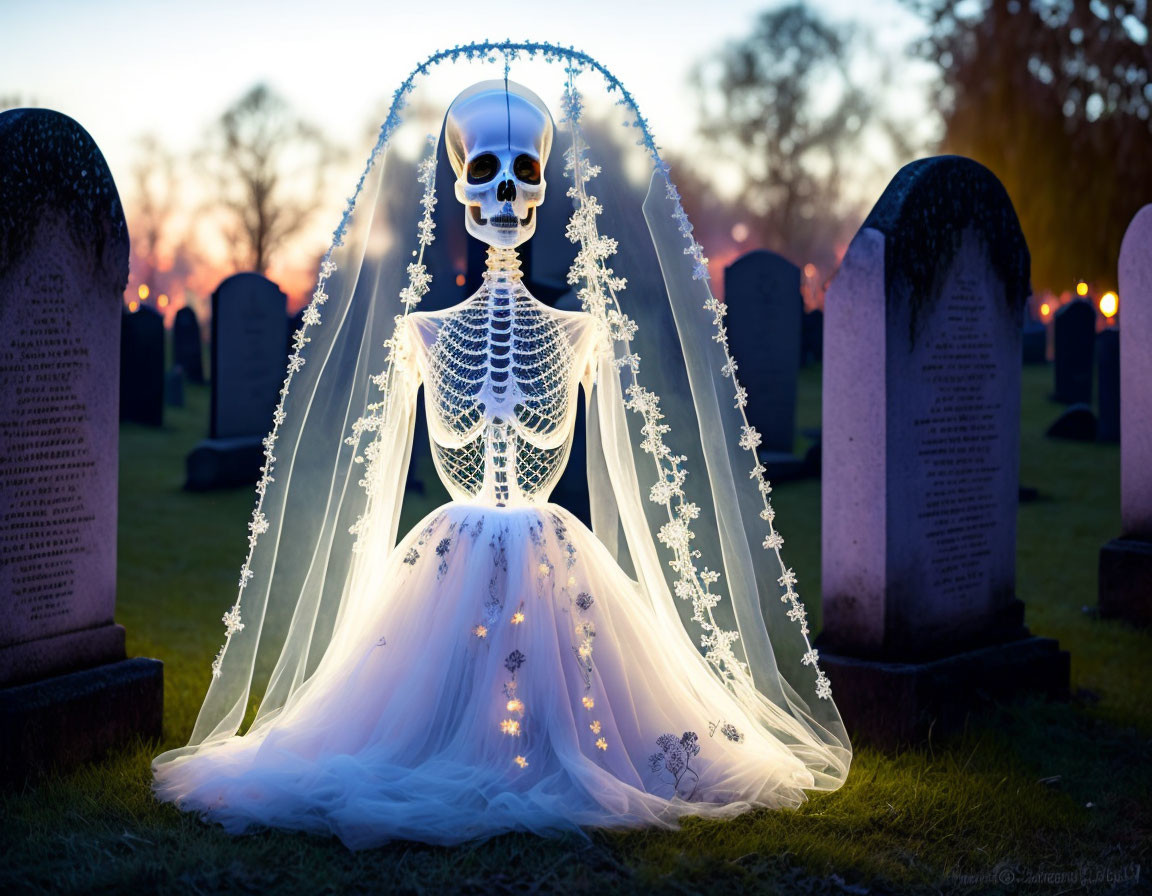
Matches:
[[692, 4, 915, 270], [202, 84, 339, 274], [129, 134, 177, 286]]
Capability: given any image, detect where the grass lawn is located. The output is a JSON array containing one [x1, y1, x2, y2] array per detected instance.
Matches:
[[1, 364, 1148, 895]]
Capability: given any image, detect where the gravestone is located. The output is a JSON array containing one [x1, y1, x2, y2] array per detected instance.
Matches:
[[1045, 404, 1097, 441], [1022, 307, 1047, 364], [724, 250, 808, 480], [1099, 205, 1152, 626], [0, 109, 162, 781], [802, 309, 824, 365], [1095, 328, 1119, 443], [119, 304, 164, 426], [1052, 299, 1095, 403], [172, 305, 204, 384], [165, 364, 185, 408], [818, 156, 1068, 746], [185, 273, 287, 490]]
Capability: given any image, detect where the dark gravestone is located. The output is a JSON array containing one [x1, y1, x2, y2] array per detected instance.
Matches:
[[801, 309, 824, 365], [119, 304, 164, 426], [818, 156, 1068, 747], [165, 364, 185, 408], [1046, 404, 1097, 441], [1096, 328, 1119, 443], [1052, 299, 1095, 404], [185, 273, 287, 490], [172, 306, 204, 383], [724, 250, 807, 480], [1022, 319, 1047, 364], [0, 109, 162, 781], [1100, 205, 1152, 626]]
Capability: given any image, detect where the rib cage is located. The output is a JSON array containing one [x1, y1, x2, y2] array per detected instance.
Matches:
[[412, 265, 593, 507]]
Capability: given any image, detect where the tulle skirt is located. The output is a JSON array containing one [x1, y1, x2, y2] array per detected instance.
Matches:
[[153, 502, 819, 848]]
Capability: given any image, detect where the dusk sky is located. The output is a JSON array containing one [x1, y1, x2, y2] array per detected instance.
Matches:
[[2, 0, 932, 306]]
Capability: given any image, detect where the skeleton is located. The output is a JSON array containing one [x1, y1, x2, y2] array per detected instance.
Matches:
[[409, 81, 598, 508]]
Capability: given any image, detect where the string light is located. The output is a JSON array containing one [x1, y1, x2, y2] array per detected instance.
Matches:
[[138, 284, 149, 300], [500, 719, 521, 736], [1100, 291, 1118, 318], [1076, 281, 1089, 297]]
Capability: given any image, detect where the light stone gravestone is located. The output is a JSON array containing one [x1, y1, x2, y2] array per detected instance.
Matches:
[[724, 250, 810, 480], [1099, 205, 1152, 626], [119, 303, 164, 426], [185, 272, 287, 490], [818, 155, 1068, 746], [1052, 299, 1095, 404], [172, 305, 204, 384], [0, 109, 162, 781]]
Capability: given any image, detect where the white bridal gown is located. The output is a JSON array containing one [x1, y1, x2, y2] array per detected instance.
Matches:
[[153, 266, 820, 848]]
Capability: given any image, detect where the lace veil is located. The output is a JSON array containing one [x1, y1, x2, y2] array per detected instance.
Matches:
[[154, 42, 851, 790]]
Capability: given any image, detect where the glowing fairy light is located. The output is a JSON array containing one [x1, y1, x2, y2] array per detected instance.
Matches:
[[138, 284, 149, 300], [1100, 291, 1118, 318], [537, 562, 551, 576], [595, 737, 607, 751], [455, 273, 466, 287], [506, 698, 524, 713], [472, 625, 487, 638], [514, 755, 528, 768], [1040, 302, 1051, 317], [1076, 281, 1089, 297], [589, 720, 601, 734], [582, 696, 594, 710], [511, 611, 525, 625], [500, 719, 521, 736], [128, 300, 139, 312], [157, 293, 169, 308]]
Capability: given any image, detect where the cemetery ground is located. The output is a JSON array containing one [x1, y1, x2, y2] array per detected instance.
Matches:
[[2, 366, 1148, 896]]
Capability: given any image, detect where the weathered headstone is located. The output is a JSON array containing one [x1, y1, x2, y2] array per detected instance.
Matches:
[[1095, 328, 1119, 443], [185, 273, 287, 489], [1052, 299, 1095, 403], [724, 250, 807, 479], [1099, 205, 1152, 626], [0, 109, 162, 781], [818, 156, 1068, 746], [172, 305, 204, 383], [119, 304, 164, 426]]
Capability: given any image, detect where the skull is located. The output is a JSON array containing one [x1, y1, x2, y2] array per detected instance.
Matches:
[[445, 80, 553, 249]]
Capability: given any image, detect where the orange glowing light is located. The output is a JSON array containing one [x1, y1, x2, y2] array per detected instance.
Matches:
[[1040, 302, 1051, 317], [506, 698, 524, 713], [803, 263, 817, 279], [157, 293, 169, 308], [500, 719, 521, 736], [514, 755, 528, 768], [455, 273, 466, 287], [1076, 281, 1088, 297], [731, 223, 749, 243], [138, 284, 150, 300], [128, 300, 139, 312], [1100, 291, 1118, 318]]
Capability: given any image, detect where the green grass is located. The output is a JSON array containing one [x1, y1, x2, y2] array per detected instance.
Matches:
[[2, 366, 1148, 895]]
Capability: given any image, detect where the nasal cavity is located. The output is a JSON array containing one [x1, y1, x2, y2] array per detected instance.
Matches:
[[496, 179, 516, 203]]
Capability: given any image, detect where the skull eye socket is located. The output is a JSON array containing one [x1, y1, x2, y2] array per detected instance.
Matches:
[[467, 153, 500, 184], [513, 154, 540, 185]]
